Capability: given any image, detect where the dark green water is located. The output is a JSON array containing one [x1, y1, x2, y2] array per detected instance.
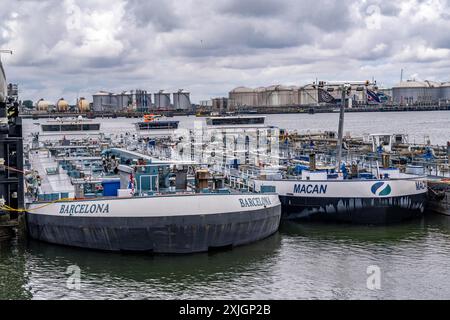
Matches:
[[2, 212, 450, 300]]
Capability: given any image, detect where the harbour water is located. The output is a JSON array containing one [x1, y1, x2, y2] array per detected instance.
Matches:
[[24, 110, 450, 145], [2, 214, 450, 300], [2, 111, 449, 300]]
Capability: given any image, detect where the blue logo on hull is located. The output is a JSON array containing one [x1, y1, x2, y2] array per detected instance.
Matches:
[[371, 182, 392, 196]]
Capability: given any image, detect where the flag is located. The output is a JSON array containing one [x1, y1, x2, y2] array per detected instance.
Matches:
[[318, 89, 336, 103], [367, 89, 381, 104]]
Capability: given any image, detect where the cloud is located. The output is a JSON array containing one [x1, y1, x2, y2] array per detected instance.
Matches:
[[0, 0, 449, 104], [220, 0, 287, 17], [124, 0, 181, 31]]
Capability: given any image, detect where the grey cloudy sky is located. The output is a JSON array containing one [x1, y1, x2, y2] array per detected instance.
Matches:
[[1, 0, 450, 103]]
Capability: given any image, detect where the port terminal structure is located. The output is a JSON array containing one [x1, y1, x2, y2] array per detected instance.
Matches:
[[0, 52, 24, 240]]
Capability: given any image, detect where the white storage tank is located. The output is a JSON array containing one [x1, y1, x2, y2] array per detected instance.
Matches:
[[173, 90, 191, 110], [93, 91, 114, 112], [229, 87, 256, 107], [154, 90, 171, 110], [289, 86, 301, 105], [392, 80, 440, 105], [254, 87, 267, 106], [115, 92, 133, 110], [299, 84, 319, 105]]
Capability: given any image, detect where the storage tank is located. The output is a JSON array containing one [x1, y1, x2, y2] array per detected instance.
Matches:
[[299, 84, 318, 105], [289, 86, 301, 105], [77, 97, 90, 112], [254, 87, 267, 107], [115, 92, 133, 110], [229, 87, 256, 108], [392, 80, 440, 105], [154, 90, 171, 110], [424, 80, 440, 102], [56, 98, 69, 112], [173, 90, 191, 110], [93, 91, 114, 112], [265, 85, 294, 106], [36, 99, 52, 111], [440, 82, 450, 102]]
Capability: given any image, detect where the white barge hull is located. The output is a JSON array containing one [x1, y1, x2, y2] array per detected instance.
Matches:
[[26, 194, 281, 253], [254, 178, 428, 224]]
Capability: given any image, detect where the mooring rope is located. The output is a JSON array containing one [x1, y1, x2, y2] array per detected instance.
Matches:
[[0, 198, 75, 213]]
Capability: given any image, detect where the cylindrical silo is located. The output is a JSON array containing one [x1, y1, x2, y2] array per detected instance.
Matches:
[[265, 85, 278, 106], [277, 85, 294, 106], [424, 80, 441, 103], [299, 84, 318, 105], [93, 91, 114, 112], [154, 90, 171, 110], [254, 87, 266, 107], [289, 86, 300, 105], [265, 85, 293, 106], [393, 80, 440, 105], [229, 87, 256, 108], [173, 90, 191, 110], [115, 92, 132, 110]]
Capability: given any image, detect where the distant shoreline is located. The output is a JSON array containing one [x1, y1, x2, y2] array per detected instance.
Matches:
[[20, 105, 450, 119]]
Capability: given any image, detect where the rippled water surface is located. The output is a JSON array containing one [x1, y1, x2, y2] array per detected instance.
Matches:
[[2, 215, 450, 299]]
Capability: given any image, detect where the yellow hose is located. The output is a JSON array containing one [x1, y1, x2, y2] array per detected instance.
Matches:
[[0, 198, 75, 213]]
